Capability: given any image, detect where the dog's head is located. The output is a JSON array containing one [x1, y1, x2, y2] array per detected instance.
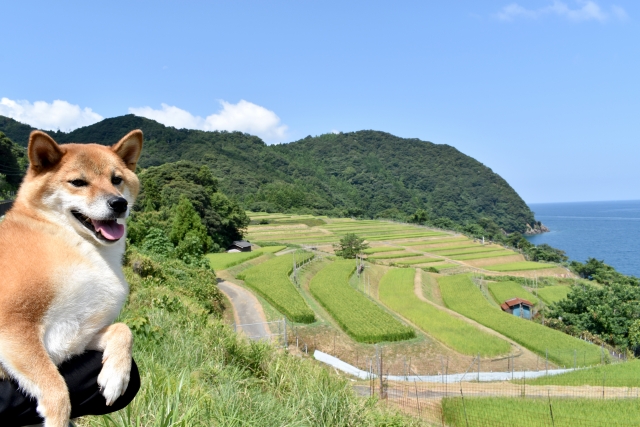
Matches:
[[21, 130, 143, 245]]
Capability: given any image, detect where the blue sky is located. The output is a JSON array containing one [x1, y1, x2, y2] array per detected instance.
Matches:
[[1, 1, 638, 204]]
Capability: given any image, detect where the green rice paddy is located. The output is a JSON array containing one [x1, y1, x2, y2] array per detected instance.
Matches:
[[488, 281, 540, 305], [442, 397, 640, 427], [378, 269, 510, 356], [537, 285, 571, 305], [450, 250, 516, 260], [438, 274, 602, 366], [527, 360, 640, 387], [367, 252, 422, 260], [486, 261, 559, 272], [394, 257, 441, 265], [206, 246, 287, 271]]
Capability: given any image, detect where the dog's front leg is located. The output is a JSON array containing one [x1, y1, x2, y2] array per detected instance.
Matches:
[[87, 323, 133, 405], [0, 328, 71, 427]]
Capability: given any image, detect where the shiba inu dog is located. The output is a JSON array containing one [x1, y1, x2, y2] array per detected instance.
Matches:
[[0, 130, 143, 426]]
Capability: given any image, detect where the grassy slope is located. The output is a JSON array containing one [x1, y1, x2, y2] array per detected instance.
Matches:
[[438, 275, 602, 366], [378, 269, 510, 356], [78, 256, 423, 426], [309, 259, 415, 343]]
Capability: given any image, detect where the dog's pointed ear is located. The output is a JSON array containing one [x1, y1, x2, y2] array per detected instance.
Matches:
[[112, 130, 143, 172], [28, 131, 63, 171]]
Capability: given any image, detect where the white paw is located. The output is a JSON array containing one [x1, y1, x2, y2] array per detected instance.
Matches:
[[98, 359, 131, 406]]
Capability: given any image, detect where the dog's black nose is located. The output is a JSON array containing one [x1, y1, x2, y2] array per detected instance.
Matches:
[[108, 197, 128, 213]]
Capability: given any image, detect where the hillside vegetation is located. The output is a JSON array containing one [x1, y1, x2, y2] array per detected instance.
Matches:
[[0, 114, 536, 233]]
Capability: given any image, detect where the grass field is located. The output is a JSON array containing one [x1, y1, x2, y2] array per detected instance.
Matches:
[[237, 253, 316, 323], [537, 285, 571, 305], [368, 252, 422, 260], [379, 269, 510, 356], [442, 397, 640, 427], [438, 274, 602, 366], [449, 250, 516, 260], [527, 360, 640, 387], [365, 232, 447, 241], [425, 244, 488, 252], [488, 281, 539, 305], [485, 261, 558, 272], [309, 259, 415, 343], [206, 246, 287, 271]]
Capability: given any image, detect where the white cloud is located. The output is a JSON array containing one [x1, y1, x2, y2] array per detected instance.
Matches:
[[496, 1, 627, 22], [0, 98, 103, 131], [129, 100, 288, 143]]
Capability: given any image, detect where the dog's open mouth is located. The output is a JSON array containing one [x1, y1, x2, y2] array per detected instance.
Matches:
[[71, 211, 125, 242]]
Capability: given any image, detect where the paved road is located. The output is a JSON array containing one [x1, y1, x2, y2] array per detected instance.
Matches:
[[217, 279, 271, 340]]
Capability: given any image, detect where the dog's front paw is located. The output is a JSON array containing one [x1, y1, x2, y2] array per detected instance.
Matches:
[[98, 357, 131, 406]]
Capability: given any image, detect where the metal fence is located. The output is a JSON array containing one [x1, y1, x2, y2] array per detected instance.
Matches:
[[0, 200, 13, 216]]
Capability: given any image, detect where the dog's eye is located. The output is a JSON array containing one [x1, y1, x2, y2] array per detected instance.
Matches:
[[112, 176, 123, 185], [70, 179, 88, 187]]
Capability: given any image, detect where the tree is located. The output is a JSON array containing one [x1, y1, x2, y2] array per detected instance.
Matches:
[[170, 196, 214, 253], [334, 233, 369, 259], [408, 209, 429, 225]]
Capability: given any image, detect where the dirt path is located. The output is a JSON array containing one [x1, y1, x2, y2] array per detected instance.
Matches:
[[217, 279, 271, 340]]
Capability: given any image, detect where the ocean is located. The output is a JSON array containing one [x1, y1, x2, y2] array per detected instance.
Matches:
[[525, 200, 640, 278]]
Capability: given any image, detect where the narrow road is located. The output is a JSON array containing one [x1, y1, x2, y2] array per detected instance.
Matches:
[[217, 279, 271, 340]]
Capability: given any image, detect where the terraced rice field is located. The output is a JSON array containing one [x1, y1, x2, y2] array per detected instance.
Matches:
[[309, 259, 415, 343], [425, 264, 459, 272], [379, 269, 510, 356], [394, 257, 441, 265], [237, 253, 316, 323], [537, 285, 571, 305], [367, 252, 422, 260], [426, 247, 507, 257], [402, 237, 468, 246], [443, 397, 640, 427], [449, 250, 516, 261], [362, 246, 402, 254], [485, 261, 559, 272], [438, 274, 602, 366], [206, 246, 287, 271], [488, 281, 539, 305]]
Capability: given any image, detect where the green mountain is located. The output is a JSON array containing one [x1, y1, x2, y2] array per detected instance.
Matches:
[[0, 114, 535, 233]]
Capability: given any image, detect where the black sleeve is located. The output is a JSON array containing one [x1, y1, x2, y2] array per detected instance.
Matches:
[[0, 351, 140, 426]]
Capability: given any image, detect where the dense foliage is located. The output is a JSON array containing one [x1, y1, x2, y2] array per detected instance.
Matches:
[[128, 161, 249, 259], [0, 132, 27, 197], [0, 114, 537, 233], [546, 258, 640, 353]]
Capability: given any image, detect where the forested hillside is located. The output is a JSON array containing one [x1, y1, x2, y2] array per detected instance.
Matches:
[[0, 114, 535, 232]]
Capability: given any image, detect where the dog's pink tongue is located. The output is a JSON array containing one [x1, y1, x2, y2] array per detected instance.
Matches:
[[91, 219, 125, 240]]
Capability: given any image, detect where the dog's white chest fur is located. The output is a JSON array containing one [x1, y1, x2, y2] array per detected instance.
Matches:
[[43, 238, 128, 365]]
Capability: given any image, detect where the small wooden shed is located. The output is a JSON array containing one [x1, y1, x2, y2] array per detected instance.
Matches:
[[228, 240, 252, 252], [500, 297, 534, 320]]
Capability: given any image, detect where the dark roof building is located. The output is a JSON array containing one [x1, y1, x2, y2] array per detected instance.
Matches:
[[228, 240, 252, 252]]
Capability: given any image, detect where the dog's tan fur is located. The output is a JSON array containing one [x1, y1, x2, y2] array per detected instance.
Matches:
[[0, 130, 143, 426]]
